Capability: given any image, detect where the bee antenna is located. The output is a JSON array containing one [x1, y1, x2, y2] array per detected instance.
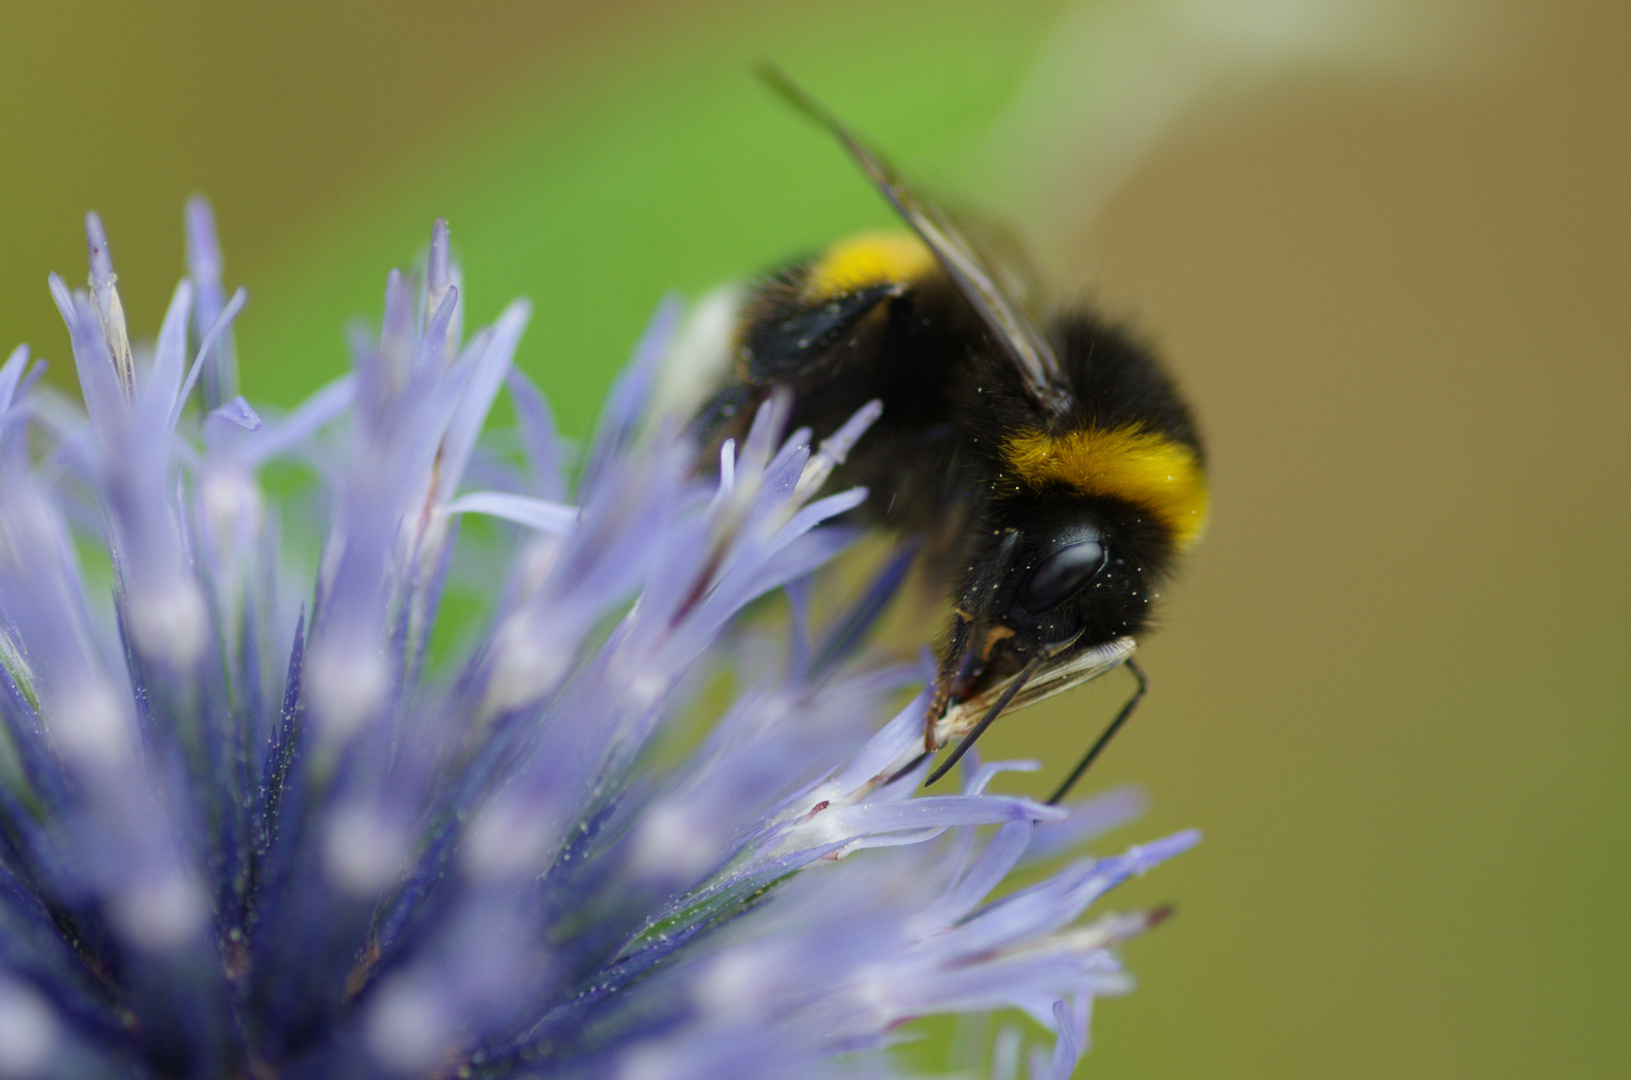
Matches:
[[754, 62, 828, 126], [924, 653, 1047, 788], [1045, 658, 1148, 805], [753, 62, 881, 169]]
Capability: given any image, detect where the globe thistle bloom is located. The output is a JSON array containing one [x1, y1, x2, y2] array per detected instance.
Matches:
[[0, 203, 1197, 1079]]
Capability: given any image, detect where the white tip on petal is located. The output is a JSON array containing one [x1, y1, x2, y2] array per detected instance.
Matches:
[[461, 795, 558, 880], [201, 464, 265, 546], [514, 534, 565, 596], [128, 580, 208, 668], [365, 976, 454, 1075], [0, 979, 59, 1078], [629, 802, 718, 882], [694, 947, 781, 1017], [112, 871, 207, 952], [47, 679, 133, 771], [323, 803, 407, 896], [619, 1042, 685, 1080], [306, 642, 389, 741], [483, 614, 570, 714], [648, 283, 743, 423]]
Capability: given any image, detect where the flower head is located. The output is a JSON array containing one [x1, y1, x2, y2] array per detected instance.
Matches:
[[0, 204, 1195, 1078]]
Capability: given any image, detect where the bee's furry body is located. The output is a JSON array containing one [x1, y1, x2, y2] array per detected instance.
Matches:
[[687, 68, 1209, 794], [700, 236, 1205, 707]]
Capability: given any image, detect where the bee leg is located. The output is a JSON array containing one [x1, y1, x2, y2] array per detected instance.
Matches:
[[884, 749, 933, 787], [923, 653, 1045, 787], [924, 611, 978, 750], [749, 282, 898, 378], [1045, 658, 1148, 805]]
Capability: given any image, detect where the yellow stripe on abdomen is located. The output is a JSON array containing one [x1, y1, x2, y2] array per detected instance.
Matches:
[[804, 231, 936, 302], [1002, 426, 1210, 550]]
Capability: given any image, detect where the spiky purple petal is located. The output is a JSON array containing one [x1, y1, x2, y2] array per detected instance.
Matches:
[[0, 203, 1195, 1080]]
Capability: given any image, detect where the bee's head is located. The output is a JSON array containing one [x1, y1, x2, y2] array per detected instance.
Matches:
[[933, 491, 1175, 712]]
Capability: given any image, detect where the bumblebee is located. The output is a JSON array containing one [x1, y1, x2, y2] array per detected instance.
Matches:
[[688, 69, 1208, 802]]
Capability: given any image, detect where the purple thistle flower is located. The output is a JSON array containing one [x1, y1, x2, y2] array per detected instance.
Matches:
[[0, 204, 1197, 1079]]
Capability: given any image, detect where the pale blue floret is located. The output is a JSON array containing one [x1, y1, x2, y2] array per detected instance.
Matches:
[[0, 204, 1196, 1079]]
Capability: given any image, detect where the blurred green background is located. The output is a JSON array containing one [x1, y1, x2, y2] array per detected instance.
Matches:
[[2, 0, 1626, 1077]]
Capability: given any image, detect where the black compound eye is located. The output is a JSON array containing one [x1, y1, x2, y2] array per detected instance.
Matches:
[[1017, 538, 1106, 614]]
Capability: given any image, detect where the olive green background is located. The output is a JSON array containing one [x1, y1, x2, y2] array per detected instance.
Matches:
[[2, 1, 1626, 1077]]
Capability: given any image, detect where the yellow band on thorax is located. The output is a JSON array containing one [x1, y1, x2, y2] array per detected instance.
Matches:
[[804, 231, 936, 302], [1002, 426, 1209, 549]]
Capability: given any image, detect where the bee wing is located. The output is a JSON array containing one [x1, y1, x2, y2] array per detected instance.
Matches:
[[758, 64, 1066, 410]]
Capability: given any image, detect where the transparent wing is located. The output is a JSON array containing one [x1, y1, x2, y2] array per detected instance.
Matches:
[[758, 64, 1066, 410]]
